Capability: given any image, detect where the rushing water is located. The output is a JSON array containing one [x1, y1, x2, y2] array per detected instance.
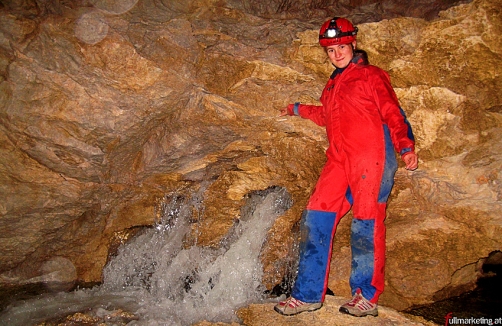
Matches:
[[0, 186, 293, 325], [3, 184, 498, 325]]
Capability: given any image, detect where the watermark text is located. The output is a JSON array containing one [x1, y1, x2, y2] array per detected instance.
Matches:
[[445, 313, 502, 326]]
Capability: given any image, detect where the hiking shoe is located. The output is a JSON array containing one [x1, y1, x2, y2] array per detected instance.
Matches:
[[274, 297, 322, 316], [339, 289, 378, 317]]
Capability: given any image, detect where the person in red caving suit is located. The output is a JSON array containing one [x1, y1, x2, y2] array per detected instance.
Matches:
[[274, 17, 418, 318]]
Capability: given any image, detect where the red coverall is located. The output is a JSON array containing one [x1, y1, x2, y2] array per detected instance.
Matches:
[[287, 53, 415, 304]]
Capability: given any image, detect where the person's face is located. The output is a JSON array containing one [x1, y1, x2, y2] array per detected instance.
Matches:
[[326, 41, 356, 69]]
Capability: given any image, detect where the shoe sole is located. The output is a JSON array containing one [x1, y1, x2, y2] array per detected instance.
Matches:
[[339, 306, 378, 317], [274, 303, 322, 316]]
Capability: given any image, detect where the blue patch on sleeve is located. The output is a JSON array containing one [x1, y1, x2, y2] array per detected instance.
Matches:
[[345, 186, 354, 205], [378, 125, 398, 203], [399, 107, 415, 142], [294, 102, 300, 116]]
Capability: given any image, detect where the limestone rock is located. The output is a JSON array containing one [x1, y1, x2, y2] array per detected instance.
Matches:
[[194, 296, 436, 326], [0, 0, 501, 318], [235, 296, 434, 326]]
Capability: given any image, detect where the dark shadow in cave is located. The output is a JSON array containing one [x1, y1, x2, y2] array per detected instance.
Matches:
[[405, 250, 502, 324]]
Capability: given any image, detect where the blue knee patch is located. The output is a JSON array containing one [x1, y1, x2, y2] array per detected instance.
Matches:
[[292, 210, 337, 302], [350, 218, 376, 299]]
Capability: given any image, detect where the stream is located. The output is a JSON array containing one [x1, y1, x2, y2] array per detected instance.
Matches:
[[0, 186, 293, 325], [1, 185, 499, 325]]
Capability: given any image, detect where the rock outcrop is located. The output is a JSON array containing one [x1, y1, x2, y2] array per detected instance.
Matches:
[[195, 296, 436, 326], [0, 0, 501, 318]]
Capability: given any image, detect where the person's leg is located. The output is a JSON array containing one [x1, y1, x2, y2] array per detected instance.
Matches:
[[338, 211, 384, 317], [291, 209, 337, 303], [292, 156, 352, 302], [349, 210, 385, 303], [340, 126, 397, 317], [347, 125, 397, 303], [275, 157, 351, 315]]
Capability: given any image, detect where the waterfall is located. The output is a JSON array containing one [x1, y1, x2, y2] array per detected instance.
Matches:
[[0, 186, 292, 325]]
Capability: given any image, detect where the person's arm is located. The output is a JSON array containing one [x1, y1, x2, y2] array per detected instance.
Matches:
[[280, 102, 326, 127], [370, 68, 418, 170]]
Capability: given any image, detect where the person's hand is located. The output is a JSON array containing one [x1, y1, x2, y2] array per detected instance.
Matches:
[[402, 152, 418, 171], [279, 107, 289, 116]]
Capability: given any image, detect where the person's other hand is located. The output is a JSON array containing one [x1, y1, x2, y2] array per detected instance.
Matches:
[[279, 106, 289, 116], [403, 152, 418, 171]]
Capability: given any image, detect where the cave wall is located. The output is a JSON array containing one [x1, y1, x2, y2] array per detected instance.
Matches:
[[0, 0, 501, 310]]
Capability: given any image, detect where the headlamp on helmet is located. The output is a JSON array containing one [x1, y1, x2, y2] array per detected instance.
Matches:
[[319, 17, 358, 47]]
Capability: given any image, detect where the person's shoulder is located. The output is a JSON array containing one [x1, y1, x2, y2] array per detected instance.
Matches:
[[358, 63, 385, 72], [351, 64, 392, 86], [358, 64, 389, 78]]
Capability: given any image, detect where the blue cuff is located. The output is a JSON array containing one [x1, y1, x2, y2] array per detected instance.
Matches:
[[400, 148, 412, 156], [294, 102, 300, 116]]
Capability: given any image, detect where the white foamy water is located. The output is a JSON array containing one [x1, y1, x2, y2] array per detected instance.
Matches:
[[0, 187, 291, 325]]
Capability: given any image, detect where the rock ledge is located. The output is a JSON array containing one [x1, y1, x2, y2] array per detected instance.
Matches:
[[195, 296, 438, 326]]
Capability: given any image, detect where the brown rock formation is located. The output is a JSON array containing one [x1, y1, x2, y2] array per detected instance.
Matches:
[[0, 0, 501, 319]]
